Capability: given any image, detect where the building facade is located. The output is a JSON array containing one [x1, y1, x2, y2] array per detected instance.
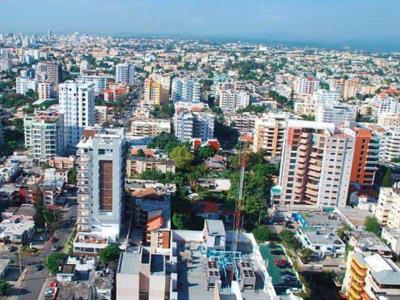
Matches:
[[115, 63, 135, 85], [171, 77, 201, 103]]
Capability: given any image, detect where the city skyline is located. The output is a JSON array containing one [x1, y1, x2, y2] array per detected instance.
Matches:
[[1, 0, 400, 51]]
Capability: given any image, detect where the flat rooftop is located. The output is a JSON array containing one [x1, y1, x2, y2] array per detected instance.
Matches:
[[177, 250, 270, 300], [117, 249, 141, 275]]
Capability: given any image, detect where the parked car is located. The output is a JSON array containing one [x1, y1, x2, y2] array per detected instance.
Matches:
[[33, 264, 43, 271], [50, 237, 59, 244]]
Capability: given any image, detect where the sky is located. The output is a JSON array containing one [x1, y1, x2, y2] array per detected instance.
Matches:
[[1, 0, 400, 50]]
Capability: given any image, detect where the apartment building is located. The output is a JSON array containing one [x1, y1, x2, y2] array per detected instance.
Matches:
[[375, 186, 400, 228], [252, 113, 288, 156], [278, 121, 354, 207], [37, 81, 53, 100], [174, 111, 215, 142], [343, 78, 359, 100], [218, 89, 250, 111], [59, 81, 95, 153], [171, 77, 201, 103], [126, 156, 176, 176], [315, 102, 357, 125], [343, 252, 400, 300], [79, 75, 108, 95], [24, 110, 64, 162], [94, 106, 108, 125], [16, 77, 37, 95], [293, 76, 319, 95], [115, 63, 135, 85], [344, 127, 379, 186], [227, 112, 257, 136], [144, 74, 170, 106], [130, 119, 171, 137], [378, 112, 400, 128], [370, 96, 400, 117], [45, 61, 62, 84], [74, 128, 125, 254], [378, 127, 400, 162]]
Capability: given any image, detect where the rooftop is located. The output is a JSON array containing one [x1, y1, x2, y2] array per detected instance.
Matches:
[[205, 219, 226, 236], [117, 248, 141, 275]]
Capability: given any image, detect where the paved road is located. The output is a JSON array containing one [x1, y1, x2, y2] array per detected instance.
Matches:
[[16, 203, 77, 300]]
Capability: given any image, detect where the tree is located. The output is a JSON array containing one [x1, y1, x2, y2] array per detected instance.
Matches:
[[45, 253, 66, 274], [336, 224, 352, 242], [300, 248, 314, 263], [68, 167, 77, 185], [279, 229, 301, 249], [170, 145, 194, 170], [198, 146, 216, 160], [99, 244, 121, 264], [148, 132, 181, 153], [252, 225, 278, 243], [0, 280, 9, 296], [364, 216, 381, 236], [136, 149, 145, 157], [381, 168, 392, 187], [172, 213, 187, 229]]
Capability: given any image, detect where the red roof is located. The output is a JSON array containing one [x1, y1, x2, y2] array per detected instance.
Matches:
[[201, 201, 220, 213]]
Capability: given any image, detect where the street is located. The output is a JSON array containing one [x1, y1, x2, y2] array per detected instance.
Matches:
[[14, 203, 77, 300]]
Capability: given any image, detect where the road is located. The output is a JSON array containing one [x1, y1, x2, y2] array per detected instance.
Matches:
[[16, 203, 77, 300]]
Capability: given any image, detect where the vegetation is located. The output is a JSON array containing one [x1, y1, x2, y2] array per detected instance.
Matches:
[[279, 229, 302, 250], [148, 132, 182, 153], [150, 103, 175, 119], [237, 104, 270, 114], [68, 167, 77, 185], [45, 253, 66, 274], [268, 90, 293, 110], [381, 168, 392, 187], [169, 145, 195, 170], [252, 225, 278, 243], [99, 244, 121, 264], [300, 248, 314, 264], [0, 280, 10, 296], [364, 216, 381, 236], [35, 196, 63, 230]]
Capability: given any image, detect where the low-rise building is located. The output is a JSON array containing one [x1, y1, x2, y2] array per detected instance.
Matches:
[[0, 218, 35, 244], [130, 118, 171, 137], [349, 230, 392, 258], [381, 227, 400, 256], [126, 156, 176, 176]]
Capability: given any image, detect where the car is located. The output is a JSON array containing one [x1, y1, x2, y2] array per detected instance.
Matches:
[[33, 264, 43, 271], [51, 236, 59, 244], [8, 245, 17, 252], [51, 244, 59, 252]]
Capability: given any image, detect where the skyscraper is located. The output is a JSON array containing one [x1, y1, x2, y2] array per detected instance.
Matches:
[[74, 127, 125, 254], [59, 81, 95, 152], [115, 63, 135, 85], [172, 77, 201, 103]]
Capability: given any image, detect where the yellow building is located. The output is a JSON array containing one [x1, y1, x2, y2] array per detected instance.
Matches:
[[346, 253, 368, 300], [144, 74, 171, 106]]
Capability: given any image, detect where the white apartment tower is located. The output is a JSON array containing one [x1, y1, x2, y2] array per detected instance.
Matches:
[[219, 89, 250, 111], [76, 127, 125, 243], [59, 81, 95, 153], [278, 121, 354, 207], [24, 110, 64, 161], [315, 102, 357, 125], [172, 77, 201, 103], [37, 81, 53, 100], [174, 111, 215, 142], [115, 63, 135, 85]]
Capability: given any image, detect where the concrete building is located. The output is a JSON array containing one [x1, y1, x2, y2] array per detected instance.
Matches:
[[293, 76, 319, 95], [278, 121, 354, 207], [381, 228, 400, 256], [16, 77, 37, 95], [378, 127, 400, 162], [370, 96, 400, 117], [252, 113, 288, 156], [37, 81, 53, 100], [115, 63, 135, 85], [59, 81, 95, 153], [218, 89, 250, 111], [79, 75, 108, 95], [24, 110, 64, 162], [45, 61, 62, 84], [315, 102, 357, 125], [174, 111, 215, 142], [343, 252, 400, 300], [126, 156, 176, 176], [94, 106, 108, 126], [144, 74, 170, 106], [130, 119, 171, 137], [227, 113, 257, 136], [171, 77, 201, 103], [378, 112, 400, 128], [375, 185, 400, 228], [74, 127, 125, 254], [343, 78, 359, 100]]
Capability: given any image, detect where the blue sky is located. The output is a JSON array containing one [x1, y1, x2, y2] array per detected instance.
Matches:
[[1, 0, 399, 49]]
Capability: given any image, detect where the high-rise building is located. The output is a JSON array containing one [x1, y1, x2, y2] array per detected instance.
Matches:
[[144, 74, 171, 106], [315, 102, 357, 125], [59, 81, 95, 152], [79, 75, 108, 95], [0, 58, 11, 72], [344, 127, 379, 187], [218, 89, 250, 111], [174, 111, 215, 142], [37, 81, 53, 100], [293, 76, 319, 95], [342, 252, 400, 300], [74, 127, 125, 253], [278, 121, 354, 207], [343, 78, 359, 100], [16, 77, 37, 95], [252, 113, 288, 156], [24, 110, 64, 161], [378, 127, 400, 162], [115, 63, 135, 85], [370, 96, 400, 117], [375, 187, 400, 227], [172, 77, 201, 103], [46, 61, 62, 84]]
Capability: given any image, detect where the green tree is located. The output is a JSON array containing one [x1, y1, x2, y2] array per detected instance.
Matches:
[[172, 213, 187, 229], [300, 248, 314, 263], [45, 253, 66, 274], [252, 225, 278, 243], [170, 145, 194, 170], [364, 216, 381, 236], [381, 168, 392, 187], [99, 244, 121, 264], [34, 192, 46, 229], [198, 146, 216, 160], [148, 132, 181, 153], [0, 280, 10, 296], [136, 149, 146, 157], [279, 229, 301, 249], [68, 167, 77, 185]]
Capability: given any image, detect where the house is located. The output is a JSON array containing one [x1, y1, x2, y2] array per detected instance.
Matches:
[[0, 218, 35, 244], [195, 201, 221, 220]]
